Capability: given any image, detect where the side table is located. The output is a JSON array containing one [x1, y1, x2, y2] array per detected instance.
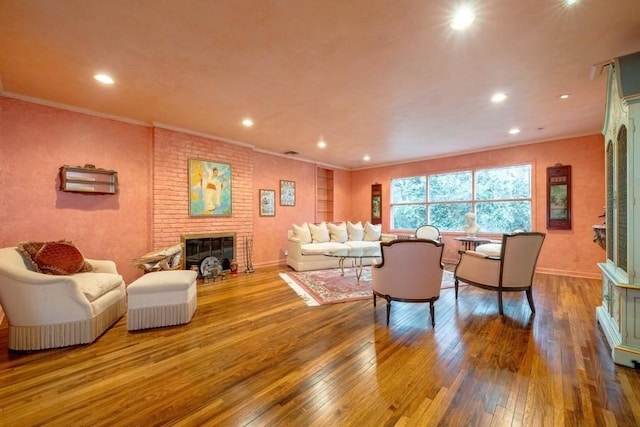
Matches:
[[454, 236, 491, 251]]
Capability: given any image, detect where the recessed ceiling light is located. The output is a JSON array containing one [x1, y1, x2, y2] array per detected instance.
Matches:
[[93, 73, 114, 85], [491, 92, 507, 103], [559, 94, 570, 99], [451, 6, 475, 30], [566, 0, 579, 5], [242, 118, 254, 127], [363, 155, 371, 162], [317, 137, 327, 149], [508, 128, 521, 135]]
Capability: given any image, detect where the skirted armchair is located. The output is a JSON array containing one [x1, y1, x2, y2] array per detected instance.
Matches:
[[372, 239, 445, 326], [0, 246, 126, 350], [454, 232, 545, 315]]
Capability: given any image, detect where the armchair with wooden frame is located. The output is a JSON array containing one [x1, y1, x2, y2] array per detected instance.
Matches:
[[454, 232, 545, 315], [372, 239, 444, 327]]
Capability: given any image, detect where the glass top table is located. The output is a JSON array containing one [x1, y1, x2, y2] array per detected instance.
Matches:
[[323, 247, 382, 283]]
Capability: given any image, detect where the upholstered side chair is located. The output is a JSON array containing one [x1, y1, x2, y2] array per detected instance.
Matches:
[[454, 232, 545, 315], [371, 239, 444, 326], [415, 224, 441, 242]]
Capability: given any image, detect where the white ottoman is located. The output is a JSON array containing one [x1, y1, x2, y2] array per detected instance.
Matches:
[[126, 270, 198, 331]]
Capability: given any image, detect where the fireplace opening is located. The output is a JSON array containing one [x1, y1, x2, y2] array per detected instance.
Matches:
[[181, 232, 236, 276]]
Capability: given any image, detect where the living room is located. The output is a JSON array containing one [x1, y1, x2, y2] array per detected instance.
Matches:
[[1, 1, 640, 425]]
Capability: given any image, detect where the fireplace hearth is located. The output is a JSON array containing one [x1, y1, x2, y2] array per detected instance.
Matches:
[[181, 232, 236, 276]]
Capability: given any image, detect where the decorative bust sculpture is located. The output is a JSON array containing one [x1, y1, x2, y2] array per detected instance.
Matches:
[[464, 212, 480, 237]]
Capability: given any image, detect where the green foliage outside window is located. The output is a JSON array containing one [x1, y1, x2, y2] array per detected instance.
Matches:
[[390, 164, 532, 232]]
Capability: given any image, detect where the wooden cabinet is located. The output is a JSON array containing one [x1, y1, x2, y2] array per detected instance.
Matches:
[[596, 51, 640, 368], [59, 165, 118, 194], [316, 167, 334, 223]]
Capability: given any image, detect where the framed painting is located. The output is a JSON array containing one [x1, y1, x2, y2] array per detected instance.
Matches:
[[259, 189, 276, 217], [547, 164, 571, 230], [371, 183, 382, 225], [280, 180, 296, 206], [188, 158, 232, 216]]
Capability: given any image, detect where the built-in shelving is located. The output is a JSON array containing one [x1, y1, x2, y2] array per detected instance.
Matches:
[[316, 167, 334, 223]]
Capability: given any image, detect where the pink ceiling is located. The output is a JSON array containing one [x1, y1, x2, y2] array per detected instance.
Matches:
[[1, 0, 639, 169]]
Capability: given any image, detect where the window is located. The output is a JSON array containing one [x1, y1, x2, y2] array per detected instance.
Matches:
[[390, 164, 532, 233]]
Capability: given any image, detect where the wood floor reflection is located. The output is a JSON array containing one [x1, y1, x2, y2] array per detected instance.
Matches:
[[1, 266, 639, 426]]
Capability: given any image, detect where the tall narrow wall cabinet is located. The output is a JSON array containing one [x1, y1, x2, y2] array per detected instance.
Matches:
[[596, 51, 640, 368]]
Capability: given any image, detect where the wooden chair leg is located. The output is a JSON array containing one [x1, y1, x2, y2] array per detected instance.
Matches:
[[526, 288, 536, 313], [373, 293, 377, 307], [498, 289, 504, 315], [385, 297, 392, 326], [429, 301, 435, 327]]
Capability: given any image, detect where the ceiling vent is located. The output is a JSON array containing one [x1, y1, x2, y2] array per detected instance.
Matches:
[[283, 150, 299, 155]]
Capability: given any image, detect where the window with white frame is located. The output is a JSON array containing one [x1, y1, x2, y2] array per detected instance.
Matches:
[[390, 164, 532, 233]]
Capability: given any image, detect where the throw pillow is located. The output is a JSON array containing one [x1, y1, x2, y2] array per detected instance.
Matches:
[[309, 222, 330, 243], [363, 221, 382, 241], [347, 221, 364, 241], [17, 240, 93, 275], [292, 223, 312, 244], [328, 222, 348, 243]]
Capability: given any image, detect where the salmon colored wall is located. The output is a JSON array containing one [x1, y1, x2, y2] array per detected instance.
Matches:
[[252, 153, 316, 266], [0, 97, 152, 283], [0, 95, 604, 281], [351, 134, 606, 278]]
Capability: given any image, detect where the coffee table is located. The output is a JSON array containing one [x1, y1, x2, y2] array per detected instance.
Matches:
[[324, 247, 382, 283]]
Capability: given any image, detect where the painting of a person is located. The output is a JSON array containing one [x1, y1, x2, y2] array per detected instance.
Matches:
[[205, 167, 226, 211]]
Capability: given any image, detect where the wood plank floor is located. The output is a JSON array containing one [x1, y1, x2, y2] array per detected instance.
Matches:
[[1, 266, 639, 426]]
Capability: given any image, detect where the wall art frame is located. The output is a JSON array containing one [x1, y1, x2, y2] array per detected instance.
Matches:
[[259, 189, 276, 217], [280, 180, 296, 206], [371, 183, 382, 225], [188, 158, 232, 217], [547, 164, 571, 230]]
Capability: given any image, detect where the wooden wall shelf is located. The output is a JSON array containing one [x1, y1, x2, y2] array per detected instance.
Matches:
[[59, 165, 118, 194]]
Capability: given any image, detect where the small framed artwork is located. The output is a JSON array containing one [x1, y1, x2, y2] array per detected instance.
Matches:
[[547, 164, 571, 230], [188, 159, 232, 216], [280, 180, 296, 206], [371, 183, 382, 225], [259, 189, 276, 217]]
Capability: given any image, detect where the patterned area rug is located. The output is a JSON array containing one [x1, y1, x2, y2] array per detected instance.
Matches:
[[280, 268, 456, 306]]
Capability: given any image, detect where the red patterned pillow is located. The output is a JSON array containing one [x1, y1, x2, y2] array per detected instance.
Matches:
[[17, 241, 94, 275]]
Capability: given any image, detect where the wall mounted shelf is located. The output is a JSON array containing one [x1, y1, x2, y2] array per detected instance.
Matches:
[[59, 165, 118, 194]]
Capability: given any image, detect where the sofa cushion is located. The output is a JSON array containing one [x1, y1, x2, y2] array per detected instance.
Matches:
[[347, 221, 364, 241], [328, 222, 348, 243], [309, 222, 330, 243], [292, 223, 312, 244], [74, 272, 124, 302], [301, 242, 347, 255], [475, 243, 502, 257], [17, 240, 94, 275], [363, 222, 382, 241]]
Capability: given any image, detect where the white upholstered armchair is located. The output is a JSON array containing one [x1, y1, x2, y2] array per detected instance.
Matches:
[[454, 232, 545, 315], [372, 239, 444, 326], [0, 246, 126, 350]]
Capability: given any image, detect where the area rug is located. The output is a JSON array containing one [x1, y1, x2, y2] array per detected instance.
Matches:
[[280, 268, 456, 306]]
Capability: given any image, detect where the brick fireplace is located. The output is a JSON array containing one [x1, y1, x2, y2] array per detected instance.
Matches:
[[181, 232, 236, 274]]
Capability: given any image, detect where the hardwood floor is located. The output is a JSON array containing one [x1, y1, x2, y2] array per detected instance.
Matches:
[[1, 266, 639, 426]]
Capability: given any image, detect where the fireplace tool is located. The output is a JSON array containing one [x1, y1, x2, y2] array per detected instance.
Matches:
[[244, 235, 254, 273]]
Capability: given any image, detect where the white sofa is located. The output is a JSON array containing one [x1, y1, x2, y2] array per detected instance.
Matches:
[[286, 221, 397, 271], [0, 246, 126, 350]]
